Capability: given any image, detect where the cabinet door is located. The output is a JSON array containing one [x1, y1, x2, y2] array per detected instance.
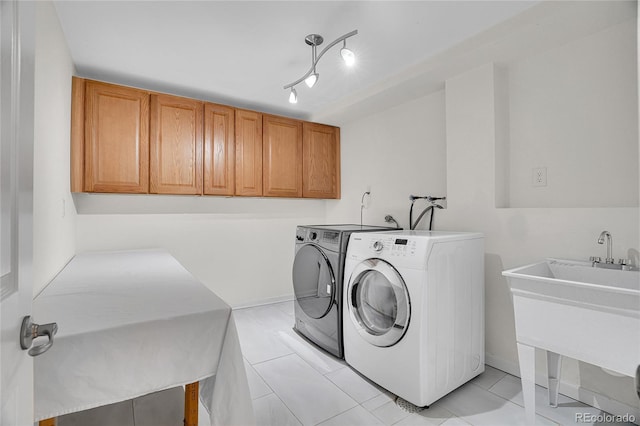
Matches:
[[204, 103, 235, 196], [150, 94, 203, 195], [263, 115, 302, 197], [235, 109, 263, 196], [84, 81, 149, 193], [303, 123, 341, 199]]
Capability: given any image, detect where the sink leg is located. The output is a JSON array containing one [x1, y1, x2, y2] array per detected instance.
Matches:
[[547, 351, 562, 408], [517, 342, 536, 425]]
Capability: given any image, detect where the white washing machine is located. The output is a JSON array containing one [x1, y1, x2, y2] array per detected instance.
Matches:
[[343, 230, 485, 407]]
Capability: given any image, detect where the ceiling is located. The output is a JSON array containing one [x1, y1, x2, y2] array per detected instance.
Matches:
[[53, 1, 540, 122]]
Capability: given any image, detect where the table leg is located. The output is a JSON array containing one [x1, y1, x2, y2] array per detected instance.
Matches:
[[547, 351, 562, 408], [184, 381, 199, 426], [517, 342, 536, 425], [39, 419, 55, 426]]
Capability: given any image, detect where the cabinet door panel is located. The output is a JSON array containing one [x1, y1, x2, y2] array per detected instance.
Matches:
[[303, 123, 340, 199], [235, 109, 262, 196], [263, 115, 302, 197], [84, 81, 149, 193], [150, 94, 203, 195], [204, 103, 235, 196]]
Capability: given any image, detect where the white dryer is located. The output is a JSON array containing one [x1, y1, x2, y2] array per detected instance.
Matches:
[[343, 230, 485, 407]]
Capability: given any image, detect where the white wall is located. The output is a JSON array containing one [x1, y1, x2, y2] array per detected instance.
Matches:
[[442, 63, 639, 410], [33, 0, 76, 296], [506, 19, 638, 208], [325, 91, 447, 229], [74, 196, 325, 307]]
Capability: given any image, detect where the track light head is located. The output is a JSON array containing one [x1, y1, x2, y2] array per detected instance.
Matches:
[[289, 87, 298, 104], [340, 41, 355, 66], [304, 73, 318, 88]]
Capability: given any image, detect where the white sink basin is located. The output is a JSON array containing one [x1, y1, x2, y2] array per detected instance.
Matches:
[[503, 259, 639, 424], [503, 258, 639, 314]]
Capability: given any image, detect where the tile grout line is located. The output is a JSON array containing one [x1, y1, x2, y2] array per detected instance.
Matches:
[[250, 351, 358, 426], [243, 357, 276, 402], [252, 392, 305, 426], [249, 358, 306, 426], [456, 381, 562, 426]]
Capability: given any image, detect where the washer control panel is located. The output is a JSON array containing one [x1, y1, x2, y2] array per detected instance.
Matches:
[[369, 237, 418, 257]]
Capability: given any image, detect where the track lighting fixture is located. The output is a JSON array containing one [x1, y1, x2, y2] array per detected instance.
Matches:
[[285, 30, 358, 104]]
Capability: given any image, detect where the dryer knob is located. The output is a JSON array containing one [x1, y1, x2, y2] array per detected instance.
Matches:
[[373, 241, 384, 252], [310, 232, 318, 240]]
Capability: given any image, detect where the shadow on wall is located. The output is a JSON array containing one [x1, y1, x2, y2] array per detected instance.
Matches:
[[577, 363, 640, 410], [72, 193, 326, 217], [484, 253, 518, 364]]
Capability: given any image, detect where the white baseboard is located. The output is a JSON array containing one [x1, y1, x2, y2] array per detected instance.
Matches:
[[485, 353, 640, 423], [231, 294, 294, 310]]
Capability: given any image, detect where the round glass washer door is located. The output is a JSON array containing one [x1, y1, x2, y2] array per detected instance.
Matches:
[[347, 258, 410, 347], [292, 244, 336, 319]]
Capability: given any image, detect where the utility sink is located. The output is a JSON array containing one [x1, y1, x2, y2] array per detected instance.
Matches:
[[503, 259, 639, 424], [504, 258, 639, 315]]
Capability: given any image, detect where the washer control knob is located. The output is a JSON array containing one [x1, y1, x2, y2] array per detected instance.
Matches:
[[309, 231, 318, 241], [373, 241, 384, 252]]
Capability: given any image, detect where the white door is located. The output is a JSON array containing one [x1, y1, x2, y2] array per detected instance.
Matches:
[[1, 1, 36, 425]]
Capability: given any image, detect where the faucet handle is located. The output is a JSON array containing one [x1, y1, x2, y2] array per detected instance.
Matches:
[[589, 256, 601, 263], [618, 258, 631, 265]]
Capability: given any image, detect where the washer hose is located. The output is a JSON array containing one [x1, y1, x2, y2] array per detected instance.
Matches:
[[409, 196, 445, 230]]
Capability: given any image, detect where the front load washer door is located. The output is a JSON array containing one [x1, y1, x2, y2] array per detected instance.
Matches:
[[347, 258, 410, 347], [293, 244, 336, 319]]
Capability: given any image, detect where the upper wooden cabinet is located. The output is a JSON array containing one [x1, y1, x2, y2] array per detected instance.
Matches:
[[150, 94, 203, 195], [235, 109, 263, 197], [81, 79, 150, 193], [263, 115, 303, 198], [71, 77, 341, 199], [203, 103, 235, 196], [303, 123, 340, 199]]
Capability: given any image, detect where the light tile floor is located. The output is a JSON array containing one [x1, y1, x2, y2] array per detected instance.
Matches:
[[57, 300, 635, 426], [236, 301, 635, 426]]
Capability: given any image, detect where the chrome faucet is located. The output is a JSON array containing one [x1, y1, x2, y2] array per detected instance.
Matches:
[[591, 231, 636, 270], [597, 231, 613, 264]]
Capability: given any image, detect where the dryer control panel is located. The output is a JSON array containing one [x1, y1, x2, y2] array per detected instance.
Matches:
[[295, 227, 342, 253]]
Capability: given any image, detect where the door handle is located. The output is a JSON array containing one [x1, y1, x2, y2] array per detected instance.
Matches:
[[20, 316, 58, 357]]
